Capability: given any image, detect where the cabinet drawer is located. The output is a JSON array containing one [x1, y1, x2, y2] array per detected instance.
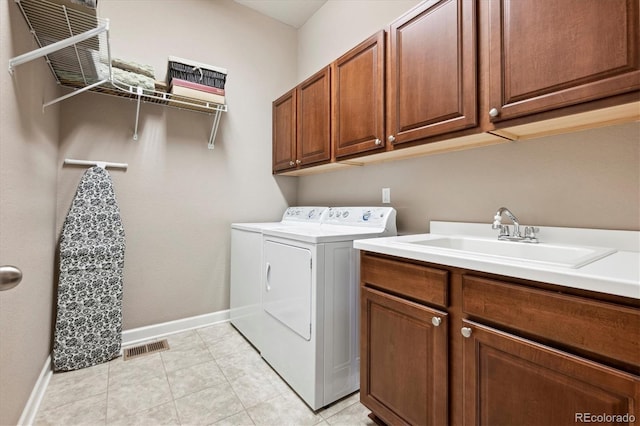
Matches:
[[361, 254, 448, 307], [462, 275, 640, 367]]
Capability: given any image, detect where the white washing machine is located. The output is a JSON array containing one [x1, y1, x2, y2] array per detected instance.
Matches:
[[260, 207, 397, 410], [230, 207, 328, 352]]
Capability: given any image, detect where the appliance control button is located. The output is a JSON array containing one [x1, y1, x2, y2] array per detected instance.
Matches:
[[363, 211, 371, 221], [343, 211, 349, 218]]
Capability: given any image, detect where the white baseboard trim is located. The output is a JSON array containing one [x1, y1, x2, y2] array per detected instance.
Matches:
[[121, 309, 230, 347], [18, 355, 52, 426]]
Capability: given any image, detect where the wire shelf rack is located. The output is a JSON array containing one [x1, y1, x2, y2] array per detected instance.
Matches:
[[9, 0, 227, 148]]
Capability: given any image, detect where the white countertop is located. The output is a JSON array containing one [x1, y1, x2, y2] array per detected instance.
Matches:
[[353, 222, 640, 300]]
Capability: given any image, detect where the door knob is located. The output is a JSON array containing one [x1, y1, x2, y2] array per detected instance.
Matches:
[[461, 327, 472, 338], [0, 265, 23, 291], [431, 317, 442, 327], [387, 135, 395, 143], [489, 108, 500, 118], [374, 138, 382, 146]]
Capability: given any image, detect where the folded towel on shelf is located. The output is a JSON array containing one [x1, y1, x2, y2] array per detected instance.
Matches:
[[112, 58, 155, 79], [92, 59, 156, 91], [108, 65, 156, 91]]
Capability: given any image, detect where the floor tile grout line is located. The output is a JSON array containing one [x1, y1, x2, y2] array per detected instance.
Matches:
[[157, 344, 184, 426]]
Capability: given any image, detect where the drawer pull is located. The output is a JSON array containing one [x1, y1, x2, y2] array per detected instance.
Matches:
[[461, 327, 472, 338], [432, 317, 442, 327]]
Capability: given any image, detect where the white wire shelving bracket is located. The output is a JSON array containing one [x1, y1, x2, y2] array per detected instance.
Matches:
[[9, 0, 226, 149]]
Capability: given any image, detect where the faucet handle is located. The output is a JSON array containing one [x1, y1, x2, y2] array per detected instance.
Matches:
[[524, 226, 540, 242], [492, 214, 502, 229], [499, 225, 510, 237]]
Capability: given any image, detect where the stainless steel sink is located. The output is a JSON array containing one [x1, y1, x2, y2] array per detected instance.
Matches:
[[402, 236, 616, 268]]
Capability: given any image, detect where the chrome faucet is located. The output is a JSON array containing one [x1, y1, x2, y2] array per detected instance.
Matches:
[[492, 207, 538, 243]]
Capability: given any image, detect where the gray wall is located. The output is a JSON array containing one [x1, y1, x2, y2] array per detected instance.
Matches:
[[2, 0, 638, 423], [0, 2, 61, 424], [298, 123, 640, 232], [296, 1, 640, 233], [56, 0, 298, 330]]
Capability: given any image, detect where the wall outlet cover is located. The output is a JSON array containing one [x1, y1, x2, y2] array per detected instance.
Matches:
[[382, 188, 391, 203]]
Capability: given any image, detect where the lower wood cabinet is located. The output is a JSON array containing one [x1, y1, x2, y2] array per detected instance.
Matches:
[[462, 320, 640, 426], [359, 252, 640, 426], [360, 286, 448, 426]]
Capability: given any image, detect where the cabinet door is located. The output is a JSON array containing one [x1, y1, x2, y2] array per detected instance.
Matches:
[[360, 286, 448, 426], [462, 320, 640, 426], [488, 0, 640, 122], [272, 89, 297, 173], [387, 0, 477, 146], [297, 67, 331, 167], [332, 31, 385, 159]]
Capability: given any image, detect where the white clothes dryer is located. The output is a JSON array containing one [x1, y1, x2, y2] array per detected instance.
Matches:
[[230, 207, 328, 352], [260, 207, 397, 410]]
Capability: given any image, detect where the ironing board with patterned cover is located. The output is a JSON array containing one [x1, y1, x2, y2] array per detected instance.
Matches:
[[53, 166, 125, 371]]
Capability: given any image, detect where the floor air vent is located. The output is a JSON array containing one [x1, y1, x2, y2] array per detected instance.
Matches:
[[123, 339, 170, 361]]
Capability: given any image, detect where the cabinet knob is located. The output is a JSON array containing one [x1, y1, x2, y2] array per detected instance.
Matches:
[[461, 327, 473, 338], [489, 108, 500, 118], [296, 160, 302, 165], [431, 317, 442, 327], [374, 138, 382, 146], [387, 135, 395, 143], [289, 161, 295, 166]]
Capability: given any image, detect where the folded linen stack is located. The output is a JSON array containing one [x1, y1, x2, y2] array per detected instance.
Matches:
[[167, 56, 227, 105], [105, 58, 156, 91]]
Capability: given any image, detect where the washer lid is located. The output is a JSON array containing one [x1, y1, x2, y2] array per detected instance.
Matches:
[[230, 206, 329, 232]]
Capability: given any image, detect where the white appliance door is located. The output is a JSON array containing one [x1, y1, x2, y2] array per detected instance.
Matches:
[[263, 240, 312, 341]]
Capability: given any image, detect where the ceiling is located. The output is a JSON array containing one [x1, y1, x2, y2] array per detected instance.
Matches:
[[233, 0, 327, 28]]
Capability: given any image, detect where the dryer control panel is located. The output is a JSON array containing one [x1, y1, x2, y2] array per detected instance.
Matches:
[[324, 207, 396, 229]]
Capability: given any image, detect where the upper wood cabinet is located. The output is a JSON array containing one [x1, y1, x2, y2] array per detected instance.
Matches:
[[487, 0, 640, 123], [387, 0, 478, 147], [297, 67, 331, 167], [272, 89, 297, 173], [272, 68, 331, 173], [273, 0, 639, 175], [332, 31, 386, 159]]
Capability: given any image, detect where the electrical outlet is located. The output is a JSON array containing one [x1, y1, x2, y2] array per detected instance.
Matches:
[[382, 188, 391, 204]]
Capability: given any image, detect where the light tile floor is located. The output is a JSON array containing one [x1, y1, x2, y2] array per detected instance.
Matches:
[[34, 322, 375, 426]]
